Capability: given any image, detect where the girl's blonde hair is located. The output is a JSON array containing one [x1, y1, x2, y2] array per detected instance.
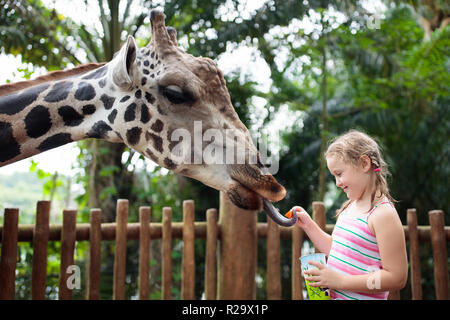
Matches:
[[324, 129, 396, 216]]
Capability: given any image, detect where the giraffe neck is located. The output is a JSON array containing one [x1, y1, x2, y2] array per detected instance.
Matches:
[[0, 64, 128, 167]]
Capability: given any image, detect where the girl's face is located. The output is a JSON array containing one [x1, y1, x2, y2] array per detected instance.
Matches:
[[326, 155, 371, 201]]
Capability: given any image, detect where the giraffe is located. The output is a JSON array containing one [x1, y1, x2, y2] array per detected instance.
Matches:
[[0, 10, 296, 226]]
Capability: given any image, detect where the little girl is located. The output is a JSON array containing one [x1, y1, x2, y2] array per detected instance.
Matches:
[[293, 130, 408, 300]]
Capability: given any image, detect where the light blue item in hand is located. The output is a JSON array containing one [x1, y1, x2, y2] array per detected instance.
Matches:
[[299, 253, 330, 300]]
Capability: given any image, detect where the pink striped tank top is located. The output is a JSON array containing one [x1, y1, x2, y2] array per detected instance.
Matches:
[[327, 201, 393, 300]]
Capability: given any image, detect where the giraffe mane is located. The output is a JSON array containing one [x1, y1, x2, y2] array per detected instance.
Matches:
[[0, 62, 106, 97]]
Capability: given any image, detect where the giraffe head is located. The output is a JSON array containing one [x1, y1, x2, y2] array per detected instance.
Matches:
[[101, 10, 296, 225], [12, 10, 287, 226]]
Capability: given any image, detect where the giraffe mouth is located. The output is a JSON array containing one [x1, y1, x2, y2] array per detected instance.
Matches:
[[226, 179, 297, 227]]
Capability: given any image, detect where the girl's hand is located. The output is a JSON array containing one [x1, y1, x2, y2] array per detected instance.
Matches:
[[291, 206, 313, 230], [304, 261, 343, 290]]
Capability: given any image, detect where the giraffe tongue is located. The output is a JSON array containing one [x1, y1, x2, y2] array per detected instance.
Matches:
[[262, 198, 297, 227]]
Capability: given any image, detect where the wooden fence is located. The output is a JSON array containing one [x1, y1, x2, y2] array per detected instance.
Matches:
[[0, 199, 448, 300]]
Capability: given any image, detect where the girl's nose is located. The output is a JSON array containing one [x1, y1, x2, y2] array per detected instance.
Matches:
[[336, 179, 342, 188]]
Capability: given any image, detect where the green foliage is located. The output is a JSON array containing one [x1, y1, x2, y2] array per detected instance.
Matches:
[[0, 0, 80, 68], [0, 172, 44, 224]]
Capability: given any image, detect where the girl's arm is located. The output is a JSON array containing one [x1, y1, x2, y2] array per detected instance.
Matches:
[[339, 206, 408, 292], [293, 207, 333, 255]]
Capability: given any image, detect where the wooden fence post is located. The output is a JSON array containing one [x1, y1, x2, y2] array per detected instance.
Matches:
[[87, 208, 102, 300], [113, 199, 128, 300], [31, 200, 50, 300], [407, 209, 422, 300], [138, 206, 151, 300], [205, 208, 218, 300], [292, 226, 304, 300], [429, 210, 448, 300], [312, 202, 326, 252], [0, 208, 19, 300], [267, 217, 281, 299], [217, 192, 257, 299], [161, 207, 172, 300], [58, 209, 77, 300], [182, 200, 196, 299]]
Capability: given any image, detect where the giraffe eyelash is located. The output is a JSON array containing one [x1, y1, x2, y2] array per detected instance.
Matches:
[[160, 85, 194, 104]]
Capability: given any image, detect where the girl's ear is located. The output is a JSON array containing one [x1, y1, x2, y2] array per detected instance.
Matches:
[[360, 155, 372, 172]]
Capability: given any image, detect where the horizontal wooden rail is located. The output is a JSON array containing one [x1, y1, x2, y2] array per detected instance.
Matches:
[[1, 222, 448, 243], [0, 222, 207, 242]]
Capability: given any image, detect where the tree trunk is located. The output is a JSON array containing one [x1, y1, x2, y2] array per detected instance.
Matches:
[[87, 140, 133, 222], [318, 30, 328, 202]]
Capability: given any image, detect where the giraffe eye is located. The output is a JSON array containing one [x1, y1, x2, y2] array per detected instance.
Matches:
[[161, 85, 193, 104]]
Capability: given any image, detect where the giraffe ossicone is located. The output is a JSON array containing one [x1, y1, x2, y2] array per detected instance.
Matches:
[[0, 10, 296, 226]]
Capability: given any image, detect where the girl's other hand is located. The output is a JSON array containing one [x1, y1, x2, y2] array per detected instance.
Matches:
[[304, 261, 343, 290]]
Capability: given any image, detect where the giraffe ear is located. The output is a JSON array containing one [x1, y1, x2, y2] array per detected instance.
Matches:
[[166, 27, 178, 46], [112, 35, 137, 89]]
